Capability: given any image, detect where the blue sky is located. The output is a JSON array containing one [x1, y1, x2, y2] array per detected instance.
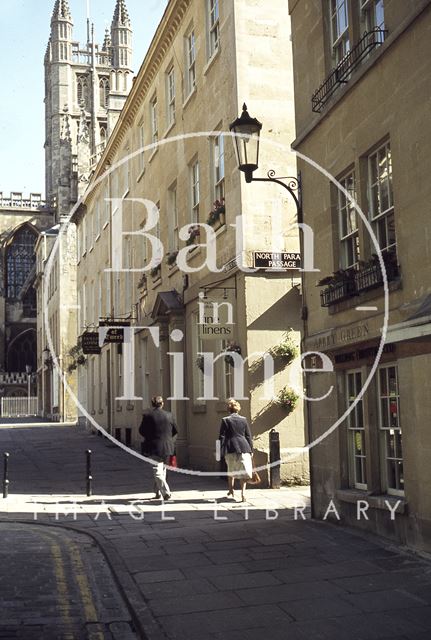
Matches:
[[0, 0, 167, 197]]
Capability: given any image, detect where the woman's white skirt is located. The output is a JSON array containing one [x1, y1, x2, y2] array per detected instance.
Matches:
[[225, 452, 253, 479]]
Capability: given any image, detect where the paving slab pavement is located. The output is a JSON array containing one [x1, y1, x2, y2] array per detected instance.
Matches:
[[1, 424, 431, 639]]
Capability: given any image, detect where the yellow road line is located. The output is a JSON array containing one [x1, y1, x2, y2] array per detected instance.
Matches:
[[65, 538, 105, 640], [45, 537, 75, 637], [10, 526, 106, 640]]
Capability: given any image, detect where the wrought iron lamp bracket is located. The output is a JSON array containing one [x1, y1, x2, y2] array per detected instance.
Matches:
[[249, 170, 303, 222]]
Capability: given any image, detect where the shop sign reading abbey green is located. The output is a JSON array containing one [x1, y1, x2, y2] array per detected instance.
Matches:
[[253, 251, 301, 270]]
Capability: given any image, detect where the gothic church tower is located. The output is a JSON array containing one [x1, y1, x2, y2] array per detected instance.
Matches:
[[44, 0, 133, 220]]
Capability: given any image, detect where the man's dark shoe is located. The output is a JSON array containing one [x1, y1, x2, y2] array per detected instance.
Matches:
[[163, 494, 171, 501], [154, 492, 161, 499]]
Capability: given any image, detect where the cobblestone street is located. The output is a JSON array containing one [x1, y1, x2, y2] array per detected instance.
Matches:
[[0, 522, 138, 639], [1, 424, 431, 639]]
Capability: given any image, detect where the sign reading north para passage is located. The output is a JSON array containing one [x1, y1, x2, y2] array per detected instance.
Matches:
[[253, 251, 301, 270]]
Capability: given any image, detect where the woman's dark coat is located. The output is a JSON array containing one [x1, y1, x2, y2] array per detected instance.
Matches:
[[219, 413, 253, 455]]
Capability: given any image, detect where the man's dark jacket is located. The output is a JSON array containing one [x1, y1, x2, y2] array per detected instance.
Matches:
[[219, 414, 253, 455], [139, 408, 178, 458]]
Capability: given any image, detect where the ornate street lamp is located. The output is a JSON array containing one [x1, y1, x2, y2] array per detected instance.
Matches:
[[229, 103, 262, 184], [230, 104, 302, 221]]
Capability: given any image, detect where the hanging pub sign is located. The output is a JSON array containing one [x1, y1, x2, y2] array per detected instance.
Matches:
[[99, 319, 131, 344], [197, 290, 235, 341], [81, 332, 101, 355], [253, 251, 301, 270]]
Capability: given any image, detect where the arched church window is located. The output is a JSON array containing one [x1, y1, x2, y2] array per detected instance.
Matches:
[[7, 330, 36, 373], [100, 124, 107, 142], [6, 227, 37, 299], [99, 77, 110, 108], [77, 74, 88, 107]]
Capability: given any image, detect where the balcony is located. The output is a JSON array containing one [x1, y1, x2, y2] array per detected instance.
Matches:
[[319, 253, 399, 308], [312, 28, 387, 113]]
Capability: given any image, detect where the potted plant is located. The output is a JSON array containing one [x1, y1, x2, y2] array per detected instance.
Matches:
[[223, 341, 241, 367], [150, 264, 161, 279], [206, 198, 226, 227], [272, 332, 299, 363], [196, 355, 205, 372], [277, 386, 299, 414], [137, 273, 147, 290], [166, 251, 178, 267], [186, 225, 200, 246]]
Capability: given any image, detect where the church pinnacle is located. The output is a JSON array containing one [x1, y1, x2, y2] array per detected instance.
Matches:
[[112, 0, 131, 27], [51, 0, 72, 21]]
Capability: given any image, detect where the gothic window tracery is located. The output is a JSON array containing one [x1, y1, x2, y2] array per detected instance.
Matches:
[[77, 74, 88, 107], [6, 227, 37, 299], [99, 77, 110, 108]]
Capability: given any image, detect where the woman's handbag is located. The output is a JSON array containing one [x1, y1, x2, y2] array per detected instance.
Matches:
[[247, 470, 261, 485], [168, 455, 177, 468]]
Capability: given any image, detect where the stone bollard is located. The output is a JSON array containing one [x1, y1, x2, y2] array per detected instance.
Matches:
[[269, 429, 281, 489]]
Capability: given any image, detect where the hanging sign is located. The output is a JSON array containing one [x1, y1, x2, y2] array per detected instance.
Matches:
[[99, 320, 131, 344], [81, 332, 101, 355], [253, 251, 301, 270], [197, 292, 235, 341]]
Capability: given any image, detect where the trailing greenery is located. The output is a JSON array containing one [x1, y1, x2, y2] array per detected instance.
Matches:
[[272, 332, 299, 362], [277, 386, 300, 414]]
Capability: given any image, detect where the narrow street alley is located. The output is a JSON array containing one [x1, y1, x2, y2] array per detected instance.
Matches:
[[0, 424, 430, 639]]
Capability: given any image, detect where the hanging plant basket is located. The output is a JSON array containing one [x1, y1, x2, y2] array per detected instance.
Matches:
[[277, 386, 299, 414], [272, 332, 299, 363]]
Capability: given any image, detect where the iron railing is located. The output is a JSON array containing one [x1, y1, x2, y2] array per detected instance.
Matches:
[[1, 397, 38, 418], [320, 278, 356, 307], [320, 256, 399, 308], [312, 28, 387, 113]]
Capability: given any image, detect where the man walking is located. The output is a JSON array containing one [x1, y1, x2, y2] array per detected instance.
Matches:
[[139, 396, 177, 500]]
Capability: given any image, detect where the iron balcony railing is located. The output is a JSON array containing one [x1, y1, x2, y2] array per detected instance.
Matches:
[[320, 277, 355, 307], [320, 256, 399, 308], [312, 28, 387, 113]]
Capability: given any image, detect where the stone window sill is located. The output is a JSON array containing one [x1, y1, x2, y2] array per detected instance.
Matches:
[[183, 86, 197, 111], [192, 403, 206, 414], [336, 489, 406, 513], [149, 146, 159, 163], [163, 119, 176, 139], [203, 47, 221, 76]]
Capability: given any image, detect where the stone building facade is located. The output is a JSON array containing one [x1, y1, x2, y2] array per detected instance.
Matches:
[[35, 0, 134, 420], [289, 0, 431, 550], [0, 193, 53, 405], [73, 0, 309, 483]]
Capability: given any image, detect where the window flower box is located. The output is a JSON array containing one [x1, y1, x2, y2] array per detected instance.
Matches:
[[166, 251, 178, 267], [206, 198, 225, 228], [150, 264, 161, 279], [186, 225, 200, 246]]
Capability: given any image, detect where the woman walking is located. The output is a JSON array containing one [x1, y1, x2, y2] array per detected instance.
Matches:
[[219, 398, 253, 502]]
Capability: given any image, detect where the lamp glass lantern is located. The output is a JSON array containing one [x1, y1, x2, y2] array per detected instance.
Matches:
[[229, 103, 262, 183]]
